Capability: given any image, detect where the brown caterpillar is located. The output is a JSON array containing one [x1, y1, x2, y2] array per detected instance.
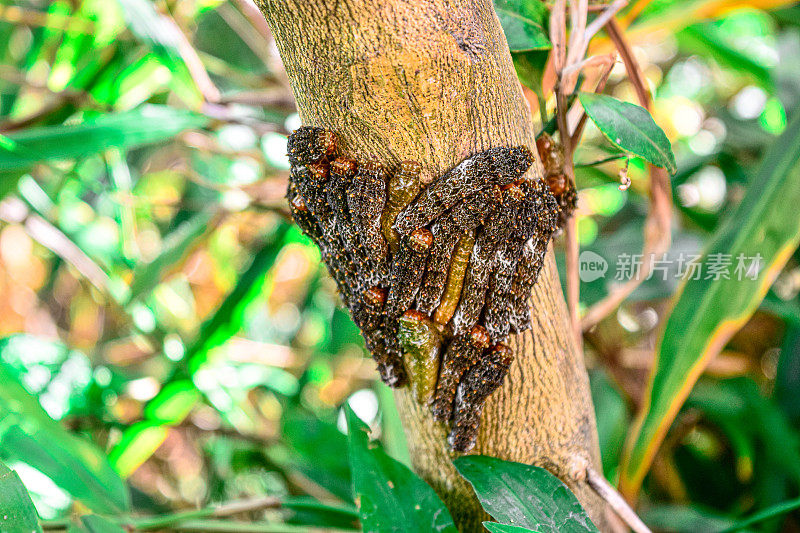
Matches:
[[536, 133, 576, 229], [393, 146, 533, 235], [430, 325, 490, 422], [285, 127, 564, 450], [381, 160, 421, 255], [397, 310, 443, 405], [348, 161, 389, 267], [385, 228, 433, 319], [416, 187, 501, 315], [288, 126, 336, 167], [448, 343, 514, 452]]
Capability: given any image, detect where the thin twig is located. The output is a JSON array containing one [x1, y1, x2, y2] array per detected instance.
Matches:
[[570, 56, 615, 146], [580, 16, 672, 331], [586, 466, 652, 533], [606, 19, 650, 106]]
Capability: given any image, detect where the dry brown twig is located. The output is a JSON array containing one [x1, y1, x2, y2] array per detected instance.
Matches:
[[549, 3, 659, 531], [550, 0, 627, 345], [580, 17, 673, 332]]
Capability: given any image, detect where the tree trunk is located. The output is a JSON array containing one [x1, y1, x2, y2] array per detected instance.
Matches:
[[255, 0, 608, 530]]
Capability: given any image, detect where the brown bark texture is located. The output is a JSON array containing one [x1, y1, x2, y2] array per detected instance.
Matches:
[[256, 0, 607, 530]]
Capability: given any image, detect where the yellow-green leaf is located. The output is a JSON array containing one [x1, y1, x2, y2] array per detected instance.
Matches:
[[619, 111, 800, 498]]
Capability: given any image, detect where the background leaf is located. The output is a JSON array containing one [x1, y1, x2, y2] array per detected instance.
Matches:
[[453, 455, 598, 532], [345, 405, 457, 533], [578, 92, 677, 174], [0, 461, 42, 533], [620, 111, 800, 498], [0, 364, 130, 514], [492, 0, 551, 52], [0, 106, 208, 171]]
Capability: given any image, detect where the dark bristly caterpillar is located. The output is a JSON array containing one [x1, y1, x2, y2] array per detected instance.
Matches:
[[393, 146, 533, 236], [449, 343, 514, 452], [536, 133, 577, 230], [285, 126, 562, 451], [430, 326, 491, 422]]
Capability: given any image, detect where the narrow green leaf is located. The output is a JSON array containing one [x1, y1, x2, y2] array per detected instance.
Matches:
[[620, 111, 800, 498], [185, 225, 289, 373], [108, 422, 169, 479], [0, 363, 130, 514], [454, 455, 598, 532], [81, 515, 126, 533], [719, 496, 800, 533], [110, 227, 288, 476], [493, 0, 551, 52], [144, 380, 201, 424], [345, 406, 457, 533], [0, 461, 42, 533], [483, 523, 535, 533], [127, 210, 215, 301], [578, 92, 677, 175], [0, 106, 208, 171]]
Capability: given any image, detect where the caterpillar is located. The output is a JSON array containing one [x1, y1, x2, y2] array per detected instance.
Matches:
[[285, 127, 562, 451]]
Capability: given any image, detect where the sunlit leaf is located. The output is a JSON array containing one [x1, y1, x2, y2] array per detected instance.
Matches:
[[454, 456, 598, 532], [578, 92, 677, 174], [108, 422, 169, 479], [483, 523, 536, 533], [620, 111, 800, 498], [127, 210, 215, 302], [0, 461, 42, 533], [345, 406, 457, 533], [0, 106, 208, 171], [0, 364, 129, 513]]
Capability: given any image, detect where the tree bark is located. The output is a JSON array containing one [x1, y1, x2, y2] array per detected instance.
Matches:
[[255, 1, 607, 530]]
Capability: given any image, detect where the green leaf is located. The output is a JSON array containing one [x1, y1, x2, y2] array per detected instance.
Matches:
[[679, 24, 772, 89], [110, 226, 288, 476], [81, 515, 126, 533], [0, 363, 130, 514], [345, 406, 457, 533], [578, 92, 677, 175], [483, 523, 535, 533], [280, 409, 352, 502], [127, 210, 215, 301], [108, 422, 169, 479], [0, 106, 208, 171], [619, 111, 800, 498], [720, 495, 800, 533], [454, 455, 598, 532], [0, 461, 42, 533], [493, 0, 551, 52]]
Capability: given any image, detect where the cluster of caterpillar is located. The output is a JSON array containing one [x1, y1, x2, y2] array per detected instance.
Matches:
[[536, 133, 577, 230], [286, 126, 562, 452]]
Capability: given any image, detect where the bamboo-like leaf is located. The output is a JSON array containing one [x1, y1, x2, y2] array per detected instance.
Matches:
[[578, 92, 677, 174], [0, 364, 130, 513], [109, 226, 288, 477], [619, 111, 800, 498], [0, 106, 208, 171], [0, 461, 42, 533]]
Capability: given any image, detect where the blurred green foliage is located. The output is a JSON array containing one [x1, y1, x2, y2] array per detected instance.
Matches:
[[1, 0, 800, 531]]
